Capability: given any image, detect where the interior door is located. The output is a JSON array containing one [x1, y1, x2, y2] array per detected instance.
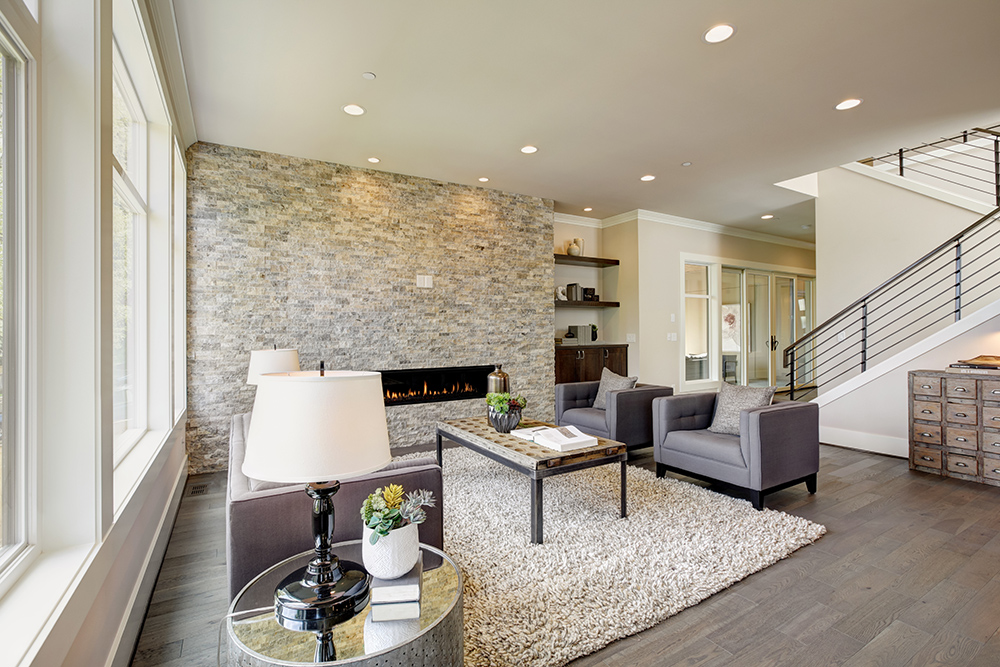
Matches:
[[746, 272, 772, 387], [773, 275, 796, 390]]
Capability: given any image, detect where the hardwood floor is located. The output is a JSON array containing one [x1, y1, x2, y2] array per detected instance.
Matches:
[[130, 445, 1000, 666]]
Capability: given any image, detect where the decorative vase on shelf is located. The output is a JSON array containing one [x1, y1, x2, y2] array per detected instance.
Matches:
[[573, 237, 585, 256], [488, 406, 522, 433], [566, 240, 581, 256], [362, 523, 420, 580]]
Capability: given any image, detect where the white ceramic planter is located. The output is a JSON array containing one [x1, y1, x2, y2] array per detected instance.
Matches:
[[363, 612, 421, 653], [363, 522, 420, 580]]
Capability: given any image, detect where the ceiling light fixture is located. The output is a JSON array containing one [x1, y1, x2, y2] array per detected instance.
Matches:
[[681, 162, 692, 167], [368, 157, 380, 163], [342, 104, 366, 116], [640, 175, 656, 182], [361, 72, 376, 80], [478, 177, 489, 182], [835, 98, 863, 111], [761, 214, 774, 220], [703, 24, 735, 43], [521, 145, 538, 154], [583, 207, 593, 212]]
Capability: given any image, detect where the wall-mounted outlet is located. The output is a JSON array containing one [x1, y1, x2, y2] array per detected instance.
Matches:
[[626, 333, 636, 343], [416, 275, 433, 288], [668, 332, 678, 342]]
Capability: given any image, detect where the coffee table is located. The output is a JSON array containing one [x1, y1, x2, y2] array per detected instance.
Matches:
[[227, 541, 463, 666], [436, 416, 627, 544]]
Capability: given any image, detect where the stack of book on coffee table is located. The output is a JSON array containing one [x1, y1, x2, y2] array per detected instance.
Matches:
[[369, 553, 423, 622]]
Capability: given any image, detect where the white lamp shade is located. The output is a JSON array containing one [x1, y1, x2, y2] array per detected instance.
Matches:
[[246, 348, 300, 384], [243, 370, 392, 483]]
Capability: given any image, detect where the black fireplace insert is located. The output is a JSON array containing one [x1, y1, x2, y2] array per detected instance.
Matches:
[[378, 365, 494, 406]]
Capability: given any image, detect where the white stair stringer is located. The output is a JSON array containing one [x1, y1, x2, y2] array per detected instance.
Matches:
[[813, 297, 1000, 458]]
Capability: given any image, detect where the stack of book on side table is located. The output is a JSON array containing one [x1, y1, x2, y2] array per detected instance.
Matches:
[[369, 553, 423, 622], [947, 355, 1000, 375]]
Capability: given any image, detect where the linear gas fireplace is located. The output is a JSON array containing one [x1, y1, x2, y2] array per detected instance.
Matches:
[[379, 365, 494, 406]]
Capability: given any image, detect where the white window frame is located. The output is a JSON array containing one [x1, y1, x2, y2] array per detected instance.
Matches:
[[110, 39, 148, 466], [679, 258, 719, 393], [172, 139, 185, 422]]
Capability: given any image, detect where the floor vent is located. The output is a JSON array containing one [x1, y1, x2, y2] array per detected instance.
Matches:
[[188, 484, 209, 497]]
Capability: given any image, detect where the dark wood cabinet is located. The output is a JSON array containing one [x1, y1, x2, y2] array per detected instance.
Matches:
[[555, 344, 628, 384]]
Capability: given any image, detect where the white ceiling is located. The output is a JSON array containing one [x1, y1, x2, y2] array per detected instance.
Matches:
[[170, 0, 1000, 243]]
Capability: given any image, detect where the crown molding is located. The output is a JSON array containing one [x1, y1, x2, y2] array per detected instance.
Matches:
[[553, 212, 602, 228], [603, 209, 815, 250]]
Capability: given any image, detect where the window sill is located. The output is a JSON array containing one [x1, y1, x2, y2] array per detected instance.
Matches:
[[113, 428, 169, 515]]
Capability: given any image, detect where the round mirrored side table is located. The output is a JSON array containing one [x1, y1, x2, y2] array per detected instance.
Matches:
[[227, 541, 462, 666]]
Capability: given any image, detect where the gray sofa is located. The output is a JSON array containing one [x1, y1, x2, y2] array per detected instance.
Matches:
[[652, 392, 819, 510], [227, 412, 444, 600], [555, 381, 675, 450]]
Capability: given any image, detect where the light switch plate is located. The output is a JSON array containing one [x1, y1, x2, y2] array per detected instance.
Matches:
[[626, 333, 636, 343]]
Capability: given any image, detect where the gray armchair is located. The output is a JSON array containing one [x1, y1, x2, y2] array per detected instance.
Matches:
[[652, 392, 818, 510], [555, 381, 675, 450], [227, 413, 444, 600]]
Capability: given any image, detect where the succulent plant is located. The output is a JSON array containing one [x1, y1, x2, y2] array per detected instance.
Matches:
[[486, 392, 527, 414], [361, 485, 436, 544]]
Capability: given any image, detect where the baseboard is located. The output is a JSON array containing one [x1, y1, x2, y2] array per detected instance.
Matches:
[[108, 458, 188, 667], [820, 426, 907, 459]]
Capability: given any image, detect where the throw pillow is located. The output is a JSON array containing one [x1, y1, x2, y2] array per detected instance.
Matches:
[[593, 367, 638, 409], [707, 383, 776, 435]]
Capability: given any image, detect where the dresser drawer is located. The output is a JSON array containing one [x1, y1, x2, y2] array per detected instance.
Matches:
[[983, 406, 1000, 427], [946, 453, 978, 476], [983, 380, 1000, 400], [984, 458, 1000, 481], [945, 403, 977, 425], [945, 426, 978, 450], [982, 431, 1000, 453], [912, 446, 942, 469], [946, 377, 978, 399], [913, 376, 941, 397], [912, 424, 941, 444], [913, 400, 942, 422]]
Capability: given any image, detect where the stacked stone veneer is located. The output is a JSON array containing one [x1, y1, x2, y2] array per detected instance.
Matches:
[[186, 142, 555, 473]]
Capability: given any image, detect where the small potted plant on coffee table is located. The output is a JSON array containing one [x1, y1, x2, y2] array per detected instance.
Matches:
[[486, 392, 527, 433]]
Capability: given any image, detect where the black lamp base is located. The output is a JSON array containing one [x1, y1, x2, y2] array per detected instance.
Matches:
[[273, 481, 371, 662]]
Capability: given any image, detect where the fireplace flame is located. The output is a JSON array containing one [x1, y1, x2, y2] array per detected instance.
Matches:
[[384, 381, 479, 403]]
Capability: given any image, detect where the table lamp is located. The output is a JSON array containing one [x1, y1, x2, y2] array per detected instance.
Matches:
[[243, 370, 393, 662], [246, 347, 300, 384]]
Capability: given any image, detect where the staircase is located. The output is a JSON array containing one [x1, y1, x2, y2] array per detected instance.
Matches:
[[783, 123, 1000, 401]]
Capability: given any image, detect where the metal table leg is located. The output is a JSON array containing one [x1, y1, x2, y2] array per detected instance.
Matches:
[[620, 460, 627, 518], [530, 477, 543, 544], [436, 432, 443, 467]]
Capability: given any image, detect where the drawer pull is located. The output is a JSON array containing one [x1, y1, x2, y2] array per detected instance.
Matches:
[[994, 469, 1000, 474], [993, 390, 1000, 394], [991, 443, 1000, 448], [920, 432, 932, 437], [955, 413, 968, 418], [956, 437, 968, 442], [993, 417, 1000, 421], [920, 456, 933, 461], [956, 387, 968, 392], [921, 409, 932, 414], [921, 384, 932, 389], [955, 462, 969, 467]]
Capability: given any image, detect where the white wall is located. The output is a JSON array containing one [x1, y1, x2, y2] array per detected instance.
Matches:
[[554, 216, 607, 340]]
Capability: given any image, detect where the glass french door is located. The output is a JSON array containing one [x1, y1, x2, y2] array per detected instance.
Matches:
[[773, 274, 815, 391], [746, 272, 772, 387]]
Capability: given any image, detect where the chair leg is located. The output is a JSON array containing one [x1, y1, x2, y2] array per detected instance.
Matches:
[[655, 462, 666, 478], [749, 490, 764, 511], [806, 473, 817, 494]]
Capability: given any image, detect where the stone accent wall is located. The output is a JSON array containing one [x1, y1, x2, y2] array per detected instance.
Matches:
[[186, 142, 555, 473]]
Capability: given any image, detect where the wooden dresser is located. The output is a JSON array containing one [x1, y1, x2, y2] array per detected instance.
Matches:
[[909, 369, 1000, 487]]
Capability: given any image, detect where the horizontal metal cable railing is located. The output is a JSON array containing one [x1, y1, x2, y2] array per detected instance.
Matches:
[[784, 206, 1000, 400], [861, 124, 1000, 206]]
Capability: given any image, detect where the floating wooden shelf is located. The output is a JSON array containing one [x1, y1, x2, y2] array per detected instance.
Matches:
[[553, 254, 620, 268], [555, 300, 620, 308]]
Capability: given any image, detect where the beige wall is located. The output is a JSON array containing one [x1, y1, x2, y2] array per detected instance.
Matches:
[[602, 220, 641, 374], [553, 220, 606, 338], [815, 165, 988, 321]]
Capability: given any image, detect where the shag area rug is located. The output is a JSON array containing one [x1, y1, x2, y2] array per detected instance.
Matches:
[[423, 447, 826, 667]]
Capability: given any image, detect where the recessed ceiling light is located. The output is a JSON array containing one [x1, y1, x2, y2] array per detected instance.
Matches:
[[362, 72, 376, 80], [583, 207, 593, 212], [521, 145, 538, 154], [681, 162, 692, 167], [478, 177, 489, 182], [343, 104, 366, 116], [835, 98, 863, 111], [704, 24, 735, 43], [640, 175, 656, 182], [368, 157, 380, 163], [761, 214, 774, 220]]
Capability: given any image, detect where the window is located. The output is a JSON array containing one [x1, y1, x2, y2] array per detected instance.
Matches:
[[684, 263, 710, 381], [111, 48, 147, 463], [172, 143, 186, 420], [0, 22, 27, 577]]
